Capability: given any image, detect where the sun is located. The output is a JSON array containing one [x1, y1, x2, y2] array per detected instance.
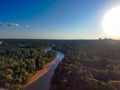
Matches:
[[102, 6, 120, 37]]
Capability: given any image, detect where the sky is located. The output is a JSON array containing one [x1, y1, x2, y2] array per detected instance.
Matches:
[[0, 0, 120, 39]]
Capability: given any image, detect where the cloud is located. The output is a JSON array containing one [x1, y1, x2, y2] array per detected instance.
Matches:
[[0, 23, 19, 27], [25, 25, 29, 28], [0, 23, 5, 26], [7, 23, 19, 27], [0, 23, 30, 29]]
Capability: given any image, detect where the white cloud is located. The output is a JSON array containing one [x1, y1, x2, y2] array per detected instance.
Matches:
[[25, 25, 29, 28], [0, 23, 6, 26], [0, 23, 19, 27], [0, 23, 31, 29]]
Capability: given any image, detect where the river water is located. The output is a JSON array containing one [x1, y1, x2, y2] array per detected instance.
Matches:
[[25, 51, 64, 90]]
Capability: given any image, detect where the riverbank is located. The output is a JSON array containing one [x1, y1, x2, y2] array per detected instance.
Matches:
[[24, 57, 57, 89]]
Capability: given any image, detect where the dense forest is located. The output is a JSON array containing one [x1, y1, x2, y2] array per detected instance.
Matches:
[[1, 39, 120, 90], [0, 39, 56, 90], [50, 40, 120, 90]]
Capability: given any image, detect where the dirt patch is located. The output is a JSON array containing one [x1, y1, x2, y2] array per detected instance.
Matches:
[[24, 58, 56, 88]]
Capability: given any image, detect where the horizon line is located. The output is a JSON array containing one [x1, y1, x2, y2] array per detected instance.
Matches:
[[0, 38, 118, 40]]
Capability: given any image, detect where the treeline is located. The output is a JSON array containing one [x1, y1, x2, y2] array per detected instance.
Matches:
[[50, 41, 120, 90], [0, 40, 56, 90]]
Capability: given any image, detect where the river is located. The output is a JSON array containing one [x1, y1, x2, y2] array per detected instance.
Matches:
[[25, 51, 64, 90]]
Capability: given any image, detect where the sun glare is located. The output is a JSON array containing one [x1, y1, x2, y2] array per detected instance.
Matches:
[[102, 6, 120, 37]]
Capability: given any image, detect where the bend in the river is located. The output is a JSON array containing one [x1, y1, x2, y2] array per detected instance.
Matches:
[[24, 48, 64, 90]]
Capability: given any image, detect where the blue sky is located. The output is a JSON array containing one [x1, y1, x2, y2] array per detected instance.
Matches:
[[0, 0, 119, 39]]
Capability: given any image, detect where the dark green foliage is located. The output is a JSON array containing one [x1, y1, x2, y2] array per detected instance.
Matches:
[[50, 41, 120, 90], [0, 40, 56, 89]]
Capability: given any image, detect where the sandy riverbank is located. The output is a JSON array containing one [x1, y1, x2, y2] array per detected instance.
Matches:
[[24, 58, 56, 88]]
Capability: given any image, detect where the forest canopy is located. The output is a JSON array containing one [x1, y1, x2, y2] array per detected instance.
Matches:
[[50, 40, 120, 90], [0, 39, 56, 90]]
